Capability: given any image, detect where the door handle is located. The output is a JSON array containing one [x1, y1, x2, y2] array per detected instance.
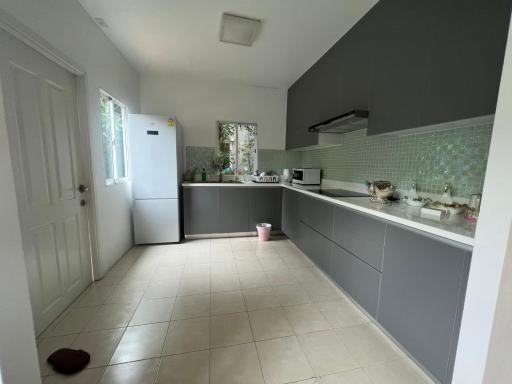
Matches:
[[78, 184, 89, 194]]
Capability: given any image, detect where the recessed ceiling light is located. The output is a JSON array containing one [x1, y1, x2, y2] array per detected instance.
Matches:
[[93, 17, 109, 28], [220, 13, 261, 47]]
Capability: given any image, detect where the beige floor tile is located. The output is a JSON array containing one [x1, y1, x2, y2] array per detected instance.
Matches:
[[93, 270, 127, 287], [183, 262, 211, 279], [110, 322, 168, 364], [320, 368, 373, 384], [210, 312, 254, 348], [211, 273, 241, 292], [273, 284, 312, 306], [159, 253, 187, 267], [265, 269, 299, 286], [315, 299, 370, 328], [236, 260, 263, 273], [152, 266, 183, 281], [85, 303, 137, 331], [234, 249, 258, 261], [143, 279, 180, 299], [239, 272, 269, 289], [363, 358, 431, 384], [211, 251, 234, 263], [172, 294, 210, 320], [100, 358, 159, 384], [302, 282, 341, 302], [50, 306, 99, 336], [211, 262, 237, 275], [211, 342, 264, 384], [211, 290, 245, 315], [71, 329, 124, 368], [105, 283, 147, 304], [44, 367, 104, 384], [337, 324, 405, 366], [119, 268, 155, 285], [72, 285, 115, 307], [243, 287, 280, 310], [259, 257, 287, 271], [248, 308, 294, 341], [298, 330, 359, 376], [163, 317, 210, 355], [284, 303, 331, 334], [38, 334, 77, 376], [178, 277, 211, 296], [186, 253, 211, 265], [256, 336, 314, 384], [129, 298, 174, 326], [156, 350, 209, 384], [293, 267, 326, 283]]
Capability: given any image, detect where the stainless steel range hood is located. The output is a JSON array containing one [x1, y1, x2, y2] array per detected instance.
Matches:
[[308, 110, 369, 134]]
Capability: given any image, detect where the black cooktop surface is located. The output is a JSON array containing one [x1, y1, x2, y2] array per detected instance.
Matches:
[[315, 189, 369, 198]]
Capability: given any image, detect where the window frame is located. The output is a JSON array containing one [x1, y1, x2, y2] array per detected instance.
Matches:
[[217, 121, 258, 178], [100, 90, 129, 186]]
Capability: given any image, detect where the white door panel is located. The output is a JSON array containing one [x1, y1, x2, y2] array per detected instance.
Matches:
[[0, 29, 92, 335], [133, 199, 180, 244]]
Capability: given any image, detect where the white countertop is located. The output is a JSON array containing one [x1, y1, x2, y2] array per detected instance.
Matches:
[[182, 181, 476, 246]]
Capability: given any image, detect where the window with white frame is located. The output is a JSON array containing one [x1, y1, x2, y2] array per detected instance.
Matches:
[[217, 121, 257, 178], [100, 91, 128, 185]]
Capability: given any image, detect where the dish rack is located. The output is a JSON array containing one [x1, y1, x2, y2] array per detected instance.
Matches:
[[251, 175, 280, 183]]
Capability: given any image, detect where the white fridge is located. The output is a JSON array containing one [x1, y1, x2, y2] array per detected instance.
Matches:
[[129, 114, 183, 244]]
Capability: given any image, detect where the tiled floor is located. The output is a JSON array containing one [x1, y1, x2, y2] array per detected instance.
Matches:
[[37, 236, 434, 384]]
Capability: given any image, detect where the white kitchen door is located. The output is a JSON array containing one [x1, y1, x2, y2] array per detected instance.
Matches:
[[0, 29, 92, 335]]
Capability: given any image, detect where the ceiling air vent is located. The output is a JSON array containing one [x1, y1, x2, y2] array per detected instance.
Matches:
[[220, 13, 261, 46]]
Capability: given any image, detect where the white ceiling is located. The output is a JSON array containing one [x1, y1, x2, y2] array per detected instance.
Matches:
[[78, 0, 378, 89]]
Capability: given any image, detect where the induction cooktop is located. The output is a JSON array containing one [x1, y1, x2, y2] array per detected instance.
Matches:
[[315, 189, 369, 198]]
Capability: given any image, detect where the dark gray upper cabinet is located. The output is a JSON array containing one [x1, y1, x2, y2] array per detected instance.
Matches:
[[183, 187, 218, 234], [378, 224, 471, 384], [218, 188, 250, 233], [249, 187, 282, 230], [300, 196, 335, 239], [330, 243, 381, 318], [285, 0, 511, 143], [332, 206, 386, 271]]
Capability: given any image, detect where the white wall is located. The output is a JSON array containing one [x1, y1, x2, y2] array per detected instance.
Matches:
[[0, 0, 140, 278], [140, 74, 287, 149], [452, 13, 512, 384], [0, 77, 41, 384]]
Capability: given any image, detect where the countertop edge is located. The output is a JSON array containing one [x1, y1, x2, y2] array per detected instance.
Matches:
[[182, 182, 475, 247]]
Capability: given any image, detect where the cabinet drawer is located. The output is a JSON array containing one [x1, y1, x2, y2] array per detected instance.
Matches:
[[330, 243, 381, 318], [333, 206, 386, 271], [298, 222, 332, 274], [301, 196, 335, 238]]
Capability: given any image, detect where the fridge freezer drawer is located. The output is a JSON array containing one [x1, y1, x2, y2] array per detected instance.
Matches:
[[133, 199, 180, 244]]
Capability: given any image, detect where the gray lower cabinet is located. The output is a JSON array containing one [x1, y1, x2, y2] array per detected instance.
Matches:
[[301, 195, 335, 239], [378, 225, 471, 384], [218, 188, 250, 233], [330, 243, 382, 318], [333, 206, 386, 271], [249, 187, 282, 230], [183, 187, 218, 234], [297, 222, 332, 274], [282, 189, 302, 240]]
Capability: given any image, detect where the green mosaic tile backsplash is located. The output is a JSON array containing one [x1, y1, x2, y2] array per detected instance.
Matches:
[[185, 122, 492, 197], [301, 124, 492, 197]]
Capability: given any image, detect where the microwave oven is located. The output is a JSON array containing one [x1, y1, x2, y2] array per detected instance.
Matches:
[[292, 168, 321, 185]]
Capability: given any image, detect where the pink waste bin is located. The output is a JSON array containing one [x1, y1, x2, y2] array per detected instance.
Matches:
[[256, 223, 272, 241]]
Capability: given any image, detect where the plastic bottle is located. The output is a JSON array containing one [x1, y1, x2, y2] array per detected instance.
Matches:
[[201, 168, 207, 182]]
